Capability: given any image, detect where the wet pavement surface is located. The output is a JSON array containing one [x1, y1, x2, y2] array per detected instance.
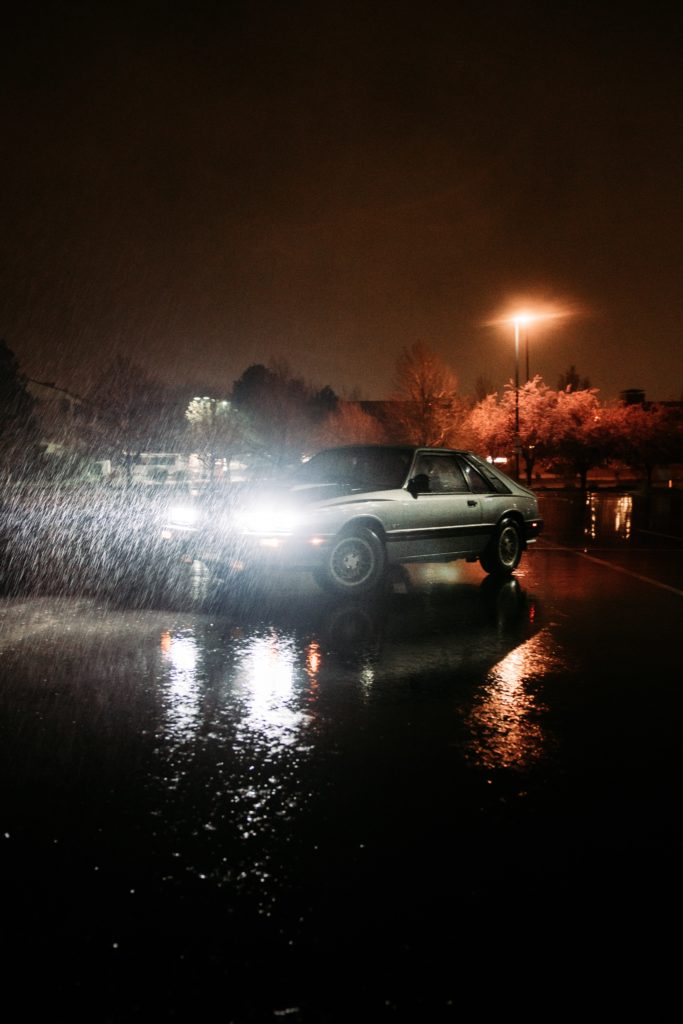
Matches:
[[1, 491, 682, 1019]]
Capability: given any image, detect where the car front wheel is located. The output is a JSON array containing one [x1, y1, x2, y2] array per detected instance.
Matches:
[[479, 519, 522, 575], [316, 526, 386, 595]]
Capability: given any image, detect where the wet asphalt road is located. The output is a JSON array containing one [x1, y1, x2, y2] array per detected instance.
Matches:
[[1, 492, 682, 1020]]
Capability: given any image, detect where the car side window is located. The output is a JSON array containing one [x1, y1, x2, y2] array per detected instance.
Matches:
[[412, 454, 468, 493], [461, 456, 511, 494], [457, 458, 490, 494]]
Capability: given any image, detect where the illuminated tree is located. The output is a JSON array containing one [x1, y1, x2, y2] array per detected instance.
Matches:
[[391, 341, 460, 446], [463, 376, 557, 484], [515, 377, 560, 483], [464, 375, 683, 488], [546, 387, 606, 488], [461, 392, 510, 458], [608, 401, 683, 487]]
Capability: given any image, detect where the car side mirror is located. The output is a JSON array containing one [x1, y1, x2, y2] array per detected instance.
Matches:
[[407, 473, 430, 499]]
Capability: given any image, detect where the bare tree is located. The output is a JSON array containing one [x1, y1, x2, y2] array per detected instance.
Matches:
[[185, 396, 252, 481], [0, 339, 38, 479], [391, 341, 460, 446], [473, 374, 497, 404], [232, 362, 339, 465], [558, 364, 591, 392], [87, 356, 174, 485], [314, 401, 387, 448]]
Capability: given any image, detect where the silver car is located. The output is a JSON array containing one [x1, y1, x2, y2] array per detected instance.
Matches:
[[162, 445, 542, 596]]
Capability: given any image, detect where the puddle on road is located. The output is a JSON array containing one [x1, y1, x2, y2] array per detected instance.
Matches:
[[538, 491, 683, 548], [0, 570, 563, 921]]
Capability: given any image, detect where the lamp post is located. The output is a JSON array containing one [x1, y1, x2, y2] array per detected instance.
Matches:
[[513, 316, 525, 479]]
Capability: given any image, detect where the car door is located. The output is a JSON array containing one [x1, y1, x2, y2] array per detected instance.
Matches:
[[384, 451, 483, 560]]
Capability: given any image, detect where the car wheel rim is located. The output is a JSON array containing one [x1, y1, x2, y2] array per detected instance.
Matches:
[[330, 537, 374, 586], [499, 526, 519, 567]]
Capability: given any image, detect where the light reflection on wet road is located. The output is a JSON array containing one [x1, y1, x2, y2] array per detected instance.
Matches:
[[464, 627, 566, 771], [1, 493, 682, 1019]]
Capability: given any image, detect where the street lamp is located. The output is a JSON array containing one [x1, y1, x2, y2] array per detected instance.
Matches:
[[487, 302, 573, 479]]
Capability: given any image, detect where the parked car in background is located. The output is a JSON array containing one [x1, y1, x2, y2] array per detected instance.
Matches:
[[158, 445, 543, 596]]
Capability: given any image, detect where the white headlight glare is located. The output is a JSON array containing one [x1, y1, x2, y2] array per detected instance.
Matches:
[[239, 505, 298, 534], [169, 504, 199, 527], [218, 511, 234, 532]]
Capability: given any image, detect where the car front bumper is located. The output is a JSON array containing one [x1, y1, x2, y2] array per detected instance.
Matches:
[[160, 523, 331, 572]]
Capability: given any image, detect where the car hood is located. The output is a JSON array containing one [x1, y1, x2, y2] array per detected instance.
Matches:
[[237, 481, 388, 510]]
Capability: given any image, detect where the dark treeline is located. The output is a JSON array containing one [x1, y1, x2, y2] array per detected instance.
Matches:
[[2, 339, 682, 489]]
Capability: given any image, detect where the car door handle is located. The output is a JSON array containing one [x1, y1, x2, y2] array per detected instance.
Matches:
[[467, 500, 477, 507]]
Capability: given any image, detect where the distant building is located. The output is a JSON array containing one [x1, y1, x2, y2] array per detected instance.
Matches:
[[619, 388, 646, 405]]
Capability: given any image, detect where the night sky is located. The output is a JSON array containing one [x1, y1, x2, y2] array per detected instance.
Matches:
[[2, 1, 682, 401]]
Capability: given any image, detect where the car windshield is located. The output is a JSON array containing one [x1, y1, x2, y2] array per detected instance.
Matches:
[[293, 447, 414, 492]]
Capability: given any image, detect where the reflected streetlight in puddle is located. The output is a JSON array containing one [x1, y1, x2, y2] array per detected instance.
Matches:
[[584, 493, 633, 542], [465, 629, 566, 770], [305, 641, 322, 686]]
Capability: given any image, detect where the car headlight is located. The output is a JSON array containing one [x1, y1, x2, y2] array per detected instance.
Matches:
[[236, 505, 299, 535], [168, 504, 199, 527]]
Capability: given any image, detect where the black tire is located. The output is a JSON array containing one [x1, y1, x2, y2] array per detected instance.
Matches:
[[479, 519, 522, 576], [315, 526, 386, 595]]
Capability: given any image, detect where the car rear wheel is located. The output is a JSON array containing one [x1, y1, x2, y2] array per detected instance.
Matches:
[[479, 519, 522, 575], [315, 526, 386, 595]]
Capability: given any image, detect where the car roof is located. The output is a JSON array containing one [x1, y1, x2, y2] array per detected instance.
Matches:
[[314, 444, 472, 455]]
